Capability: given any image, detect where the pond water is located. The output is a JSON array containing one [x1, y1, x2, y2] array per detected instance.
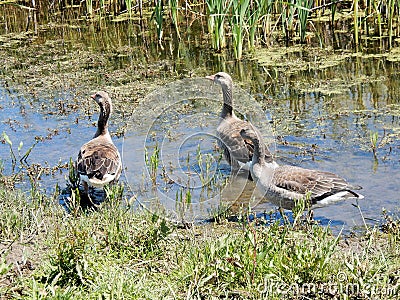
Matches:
[[0, 12, 399, 231]]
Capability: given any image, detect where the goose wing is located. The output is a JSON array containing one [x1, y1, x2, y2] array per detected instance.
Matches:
[[217, 117, 257, 165], [77, 140, 121, 182], [273, 165, 355, 199]]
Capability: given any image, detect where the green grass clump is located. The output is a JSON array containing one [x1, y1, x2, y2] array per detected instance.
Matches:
[[1, 182, 400, 299], [175, 222, 340, 298]]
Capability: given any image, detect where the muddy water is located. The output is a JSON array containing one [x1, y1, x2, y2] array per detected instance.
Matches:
[[0, 14, 399, 230]]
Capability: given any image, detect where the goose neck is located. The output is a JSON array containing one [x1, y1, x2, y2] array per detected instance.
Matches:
[[252, 138, 262, 164], [94, 106, 110, 138], [221, 84, 233, 118]]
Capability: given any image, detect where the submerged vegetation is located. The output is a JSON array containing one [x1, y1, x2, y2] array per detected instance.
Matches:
[[2, 0, 400, 59]]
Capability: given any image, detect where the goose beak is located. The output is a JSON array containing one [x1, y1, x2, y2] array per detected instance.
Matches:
[[90, 93, 96, 100], [205, 75, 215, 81]]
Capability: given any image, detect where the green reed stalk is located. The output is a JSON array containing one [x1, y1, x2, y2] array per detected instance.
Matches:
[[247, 0, 263, 48], [206, 0, 231, 50], [353, 0, 359, 47], [169, 0, 181, 38], [372, 0, 382, 37], [330, 0, 337, 27], [388, 0, 395, 46], [282, 0, 296, 43], [145, 144, 160, 185], [86, 0, 93, 16], [231, 0, 250, 59], [153, 0, 164, 44], [297, 0, 313, 43], [125, 0, 133, 18], [259, 0, 275, 43]]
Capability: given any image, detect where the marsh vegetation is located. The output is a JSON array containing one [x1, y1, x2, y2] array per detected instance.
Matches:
[[2, 0, 400, 59]]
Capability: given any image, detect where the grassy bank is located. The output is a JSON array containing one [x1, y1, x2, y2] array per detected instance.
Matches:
[[1, 184, 399, 299]]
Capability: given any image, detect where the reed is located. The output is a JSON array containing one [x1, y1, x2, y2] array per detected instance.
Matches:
[[247, 0, 267, 48], [230, 0, 250, 59], [169, 0, 181, 38], [86, 0, 93, 16], [145, 144, 160, 185], [297, 0, 313, 43], [152, 0, 164, 45], [388, 0, 395, 46], [258, 0, 275, 43], [330, 0, 337, 27], [353, 0, 359, 47], [206, 0, 231, 50], [282, 0, 296, 44], [2, 0, 400, 55], [125, 0, 133, 18]]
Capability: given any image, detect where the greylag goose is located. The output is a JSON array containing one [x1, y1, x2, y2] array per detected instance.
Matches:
[[239, 126, 364, 210], [206, 72, 273, 172], [76, 91, 122, 191]]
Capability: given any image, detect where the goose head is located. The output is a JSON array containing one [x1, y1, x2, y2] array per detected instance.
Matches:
[[239, 127, 259, 144], [91, 91, 112, 111], [240, 127, 265, 164], [206, 72, 233, 90]]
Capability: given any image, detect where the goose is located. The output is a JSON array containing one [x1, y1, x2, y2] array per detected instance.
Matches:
[[239, 126, 364, 210], [206, 72, 273, 173], [76, 91, 122, 191]]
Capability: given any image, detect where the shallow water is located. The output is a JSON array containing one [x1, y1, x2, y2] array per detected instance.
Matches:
[[0, 14, 399, 230]]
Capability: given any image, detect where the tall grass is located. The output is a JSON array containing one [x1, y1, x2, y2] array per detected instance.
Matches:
[[153, 0, 164, 45], [1, 0, 400, 55], [353, 0, 359, 47], [206, 0, 231, 51], [169, 0, 180, 38], [230, 0, 249, 59], [297, 0, 313, 43]]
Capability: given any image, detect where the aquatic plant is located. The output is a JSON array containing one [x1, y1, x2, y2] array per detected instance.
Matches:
[[230, 0, 250, 59], [152, 0, 164, 45], [387, 0, 396, 46], [195, 144, 215, 187], [247, 0, 266, 49], [2, 0, 400, 55], [145, 144, 160, 185], [370, 130, 379, 159], [297, 0, 313, 43], [125, 0, 133, 18], [353, 0, 359, 47], [1, 132, 38, 182], [282, 0, 297, 44], [206, 0, 231, 51], [169, 0, 181, 38], [68, 158, 80, 190]]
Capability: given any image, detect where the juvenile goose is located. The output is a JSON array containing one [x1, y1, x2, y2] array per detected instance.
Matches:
[[76, 91, 122, 191], [206, 72, 273, 172], [239, 126, 364, 210]]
